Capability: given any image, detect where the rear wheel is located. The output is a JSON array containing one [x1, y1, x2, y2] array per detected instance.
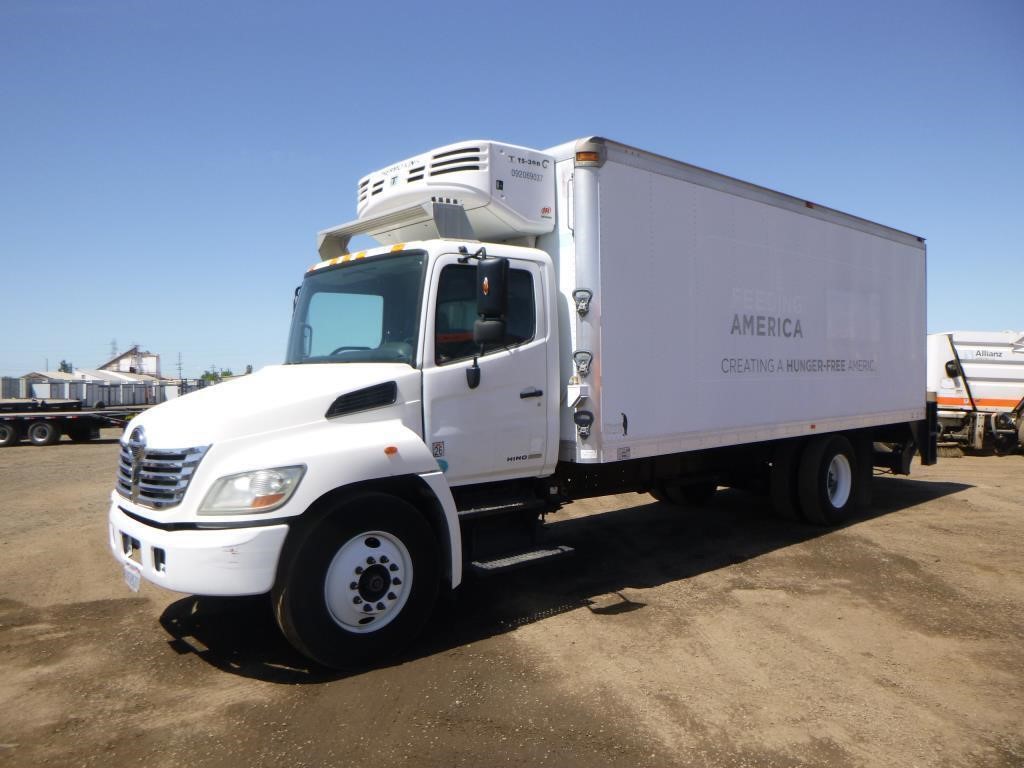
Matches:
[[676, 481, 717, 506], [0, 422, 19, 447], [273, 494, 440, 669], [769, 439, 803, 521], [68, 424, 98, 442], [798, 434, 859, 526], [651, 480, 717, 507], [27, 420, 60, 446]]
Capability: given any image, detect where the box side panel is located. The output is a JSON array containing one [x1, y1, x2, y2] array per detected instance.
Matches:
[[594, 160, 926, 461]]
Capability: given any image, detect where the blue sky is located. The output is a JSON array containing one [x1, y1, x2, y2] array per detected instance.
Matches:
[[1, 0, 1021, 378]]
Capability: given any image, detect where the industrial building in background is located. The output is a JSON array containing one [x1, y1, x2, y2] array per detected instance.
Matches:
[[1, 347, 207, 447]]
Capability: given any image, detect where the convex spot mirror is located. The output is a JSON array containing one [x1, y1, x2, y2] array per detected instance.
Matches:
[[944, 360, 961, 378]]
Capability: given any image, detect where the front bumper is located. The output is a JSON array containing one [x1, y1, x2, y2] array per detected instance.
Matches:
[[108, 501, 289, 596]]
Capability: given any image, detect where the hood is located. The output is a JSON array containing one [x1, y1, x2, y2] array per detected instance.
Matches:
[[131, 364, 420, 448]]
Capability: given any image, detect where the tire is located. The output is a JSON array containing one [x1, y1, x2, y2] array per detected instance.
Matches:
[[652, 480, 717, 507], [769, 439, 803, 521], [27, 420, 60, 446], [851, 433, 874, 508], [797, 434, 859, 526], [68, 425, 97, 442], [0, 422, 19, 447], [273, 493, 440, 669], [677, 481, 717, 506]]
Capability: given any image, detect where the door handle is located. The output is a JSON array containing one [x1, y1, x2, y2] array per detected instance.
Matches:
[[520, 387, 544, 399]]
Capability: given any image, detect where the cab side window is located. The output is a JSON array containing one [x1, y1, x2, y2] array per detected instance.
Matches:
[[435, 265, 535, 364]]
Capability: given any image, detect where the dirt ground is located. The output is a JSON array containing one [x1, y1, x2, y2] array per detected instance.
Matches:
[[0, 430, 1021, 768]]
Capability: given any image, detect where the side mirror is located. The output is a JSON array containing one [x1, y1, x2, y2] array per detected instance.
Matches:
[[473, 318, 505, 345], [944, 359, 960, 378]]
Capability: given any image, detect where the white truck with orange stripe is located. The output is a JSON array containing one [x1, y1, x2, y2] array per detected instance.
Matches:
[[108, 137, 936, 668], [928, 330, 1024, 453]]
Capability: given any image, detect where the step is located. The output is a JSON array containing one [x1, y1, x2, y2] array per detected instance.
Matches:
[[457, 498, 549, 520], [470, 545, 574, 575]]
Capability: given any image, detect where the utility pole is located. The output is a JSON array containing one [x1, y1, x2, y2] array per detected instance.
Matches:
[[177, 353, 184, 381]]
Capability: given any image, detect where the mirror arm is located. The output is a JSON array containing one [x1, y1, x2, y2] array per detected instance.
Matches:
[[466, 354, 481, 389]]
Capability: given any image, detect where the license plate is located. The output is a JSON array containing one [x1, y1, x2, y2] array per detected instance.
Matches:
[[123, 562, 142, 592]]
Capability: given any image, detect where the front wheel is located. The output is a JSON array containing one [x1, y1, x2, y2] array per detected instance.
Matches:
[[273, 494, 439, 669]]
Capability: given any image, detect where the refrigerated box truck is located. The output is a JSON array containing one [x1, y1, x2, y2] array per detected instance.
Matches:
[[108, 137, 936, 667], [928, 330, 1024, 453]]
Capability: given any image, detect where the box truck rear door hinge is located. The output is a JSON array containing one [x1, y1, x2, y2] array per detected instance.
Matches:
[[572, 289, 593, 316], [573, 351, 593, 377]]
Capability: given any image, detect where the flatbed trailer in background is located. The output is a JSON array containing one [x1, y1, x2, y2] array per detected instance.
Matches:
[[0, 399, 142, 447]]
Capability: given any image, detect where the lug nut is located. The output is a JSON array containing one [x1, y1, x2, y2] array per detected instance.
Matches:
[[392, 578, 402, 586], [366, 556, 376, 565], [355, 566, 364, 575], [389, 563, 399, 572], [363, 604, 373, 613], [387, 592, 397, 600], [376, 602, 385, 610], [353, 596, 362, 604], [380, 556, 389, 564], [349, 581, 357, 590]]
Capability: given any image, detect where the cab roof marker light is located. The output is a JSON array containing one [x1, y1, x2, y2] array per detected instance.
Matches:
[[307, 241, 421, 273]]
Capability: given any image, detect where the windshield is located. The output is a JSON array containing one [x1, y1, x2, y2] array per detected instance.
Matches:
[[286, 251, 426, 366]]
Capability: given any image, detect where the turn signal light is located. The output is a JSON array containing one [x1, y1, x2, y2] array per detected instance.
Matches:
[[576, 151, 601, 163]]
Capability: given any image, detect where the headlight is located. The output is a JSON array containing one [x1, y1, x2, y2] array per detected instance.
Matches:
[[199, 466, 305, 515]]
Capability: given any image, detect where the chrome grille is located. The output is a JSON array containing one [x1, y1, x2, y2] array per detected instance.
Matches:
[[116, 444, 208, 509]]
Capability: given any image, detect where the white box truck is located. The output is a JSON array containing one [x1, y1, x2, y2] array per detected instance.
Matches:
[[108, 137, 936, 667], [928, 330, 1024, 453]]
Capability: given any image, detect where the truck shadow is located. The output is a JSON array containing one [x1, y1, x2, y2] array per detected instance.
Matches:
[[158, 474, 969, 683]]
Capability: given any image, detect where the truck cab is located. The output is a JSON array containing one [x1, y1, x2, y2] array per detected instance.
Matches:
[[294, 240, 560, 486]]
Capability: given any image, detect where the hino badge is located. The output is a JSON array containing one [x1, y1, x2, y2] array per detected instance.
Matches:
[[108, 137, 937, 668]]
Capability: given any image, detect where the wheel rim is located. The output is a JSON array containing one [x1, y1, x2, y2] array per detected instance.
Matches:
[[29, 424, 49, 441], [826, 454, 852, 508], [324, 530, 412, 634]]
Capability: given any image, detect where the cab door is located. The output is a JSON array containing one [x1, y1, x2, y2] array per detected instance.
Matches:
[[421, 254, 548, 486]]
